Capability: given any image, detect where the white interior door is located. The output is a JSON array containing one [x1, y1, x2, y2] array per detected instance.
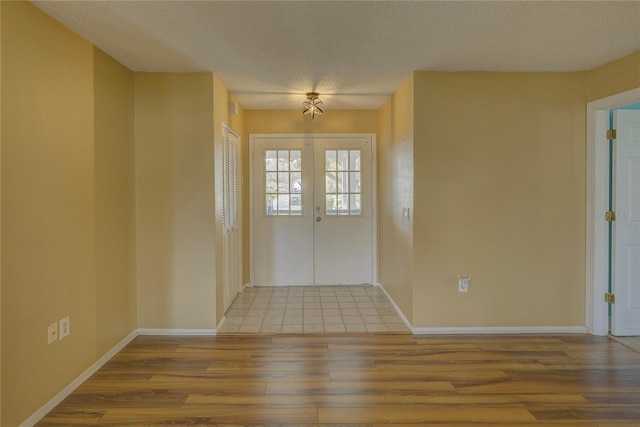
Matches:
[[612, 109, 640, 336], [313, 137, 373, 284], [252, 135, 374, 286]]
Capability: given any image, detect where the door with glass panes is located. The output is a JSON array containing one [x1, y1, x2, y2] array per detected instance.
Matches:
[[252, 135, 374, 286]]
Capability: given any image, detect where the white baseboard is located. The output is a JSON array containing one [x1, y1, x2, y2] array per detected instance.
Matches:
[[411, 326, 590, 335], [137, 328, 217, 336], [375, 283, 413, 330], [20, 329, 138, 427]]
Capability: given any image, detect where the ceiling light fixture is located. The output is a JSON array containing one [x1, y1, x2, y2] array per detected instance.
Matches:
[[303, 92, 323, 119]]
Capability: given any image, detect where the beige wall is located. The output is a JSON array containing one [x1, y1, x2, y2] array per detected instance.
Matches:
[[0, 2, 3, 421], [412, 72, 588, 328], [1, 3, 95, 425], [377, 75, 414, 322], [94, 48, 137, 354], [1, 2, 137, 424], [587, 51, 640, 102], [135, 73, 217, 329], [246, 109, 378, 136]]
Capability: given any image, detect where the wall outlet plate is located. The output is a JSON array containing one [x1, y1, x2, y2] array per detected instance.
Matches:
[[60, 316, 70, 340], [48, 323, 58, 344]]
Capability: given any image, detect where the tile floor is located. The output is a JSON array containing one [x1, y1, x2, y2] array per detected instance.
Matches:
[[218, 285, 410, 334]]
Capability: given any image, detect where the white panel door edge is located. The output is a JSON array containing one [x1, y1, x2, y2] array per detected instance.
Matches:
[[612, 109, 640, 336]]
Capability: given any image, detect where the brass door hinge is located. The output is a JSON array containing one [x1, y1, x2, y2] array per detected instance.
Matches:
[[606, 211, 616, 222], [605, 292, 616, 304], [606, 129, 617, 140]]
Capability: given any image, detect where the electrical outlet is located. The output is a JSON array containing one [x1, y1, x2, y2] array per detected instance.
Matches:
[[48, 323, 58, 344], [59, 316, 70, 340], [458, 276, 470, 293]]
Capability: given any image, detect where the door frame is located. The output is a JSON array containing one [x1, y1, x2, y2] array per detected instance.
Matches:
[[249, 133, 378, 287], [586, 87, 640, 335]]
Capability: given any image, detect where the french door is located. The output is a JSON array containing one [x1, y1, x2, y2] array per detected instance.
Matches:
[[251, 134, 375, 286]]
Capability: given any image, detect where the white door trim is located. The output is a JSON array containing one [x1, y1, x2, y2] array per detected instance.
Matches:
[[586, 87, 640, 335], [249, 133, 378, 286]]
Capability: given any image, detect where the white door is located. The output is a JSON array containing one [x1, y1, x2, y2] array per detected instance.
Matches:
[[253, 137, 315, 285], [222, 126, 242, 311], [252, 135, 374, 286], [612, 109, 640, 336], [313, 137, 373, 284]]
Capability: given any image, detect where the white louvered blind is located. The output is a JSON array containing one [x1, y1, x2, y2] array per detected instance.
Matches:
[[222, 126, 241, 311]]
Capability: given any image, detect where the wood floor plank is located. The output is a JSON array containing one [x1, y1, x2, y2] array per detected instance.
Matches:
[[75, 380, 268, 395], [454, 379, 640, 394], [150, 370, 330, 382], [38, 409, 106, 426], [318, 406, 537, 423], [56, 389, 189, 409], [375, 361, 548, 371], [184, 393, 388, 407], [266, 380, 455, 395], [330, 368, 509, 382], [528, 405, 640, 422], [97, 407, 318, 425], [272, 334, 416, 345], [383, 393, 588, 405]]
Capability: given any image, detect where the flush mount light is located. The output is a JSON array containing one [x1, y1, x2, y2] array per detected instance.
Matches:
[[303, 92, 323, 119]]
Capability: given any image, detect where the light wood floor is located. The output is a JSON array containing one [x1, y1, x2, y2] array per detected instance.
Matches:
[[39, 334, 640, 426]]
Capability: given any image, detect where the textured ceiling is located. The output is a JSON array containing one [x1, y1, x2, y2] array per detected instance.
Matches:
[[32, 1, 640, 110]]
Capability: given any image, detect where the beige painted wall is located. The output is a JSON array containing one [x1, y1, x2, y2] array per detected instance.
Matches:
[[587, 50, 640, 102], [377, 75, 414, 322], [0, 2, 3, 421], [246, 110, 378, 136], [412, 72, 588, 328], [1, 2, 96, 424], [94, 48, 137, 354], [135, 73, 217, 329]]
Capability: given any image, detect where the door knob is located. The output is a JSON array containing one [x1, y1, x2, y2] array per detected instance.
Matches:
[[316, 216, 322, 222]]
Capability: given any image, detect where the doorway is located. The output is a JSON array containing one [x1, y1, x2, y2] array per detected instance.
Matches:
[[249, 134, 377, 287], [587, 88, 640, 341]]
